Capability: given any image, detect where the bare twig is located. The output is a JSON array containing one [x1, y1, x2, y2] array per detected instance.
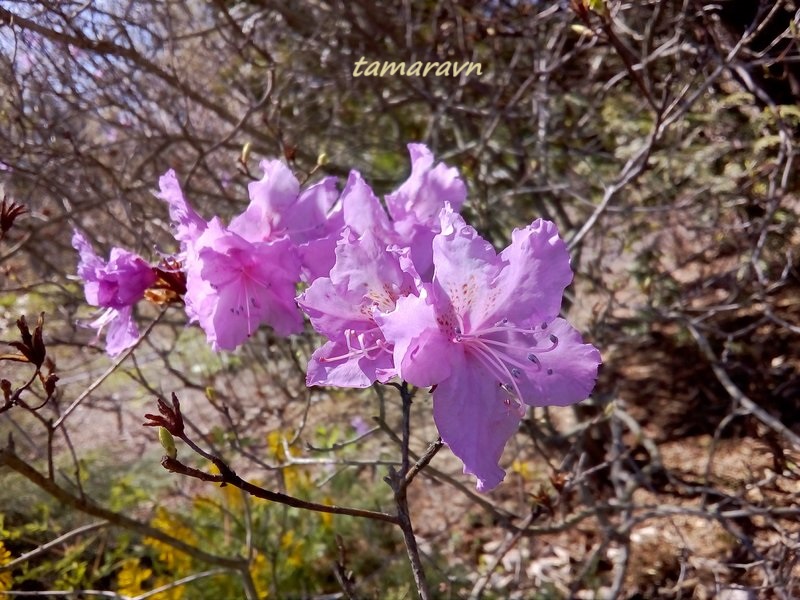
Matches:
[[685, 320, 800, 451]]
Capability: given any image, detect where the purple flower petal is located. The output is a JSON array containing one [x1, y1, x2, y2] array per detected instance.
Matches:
[[101, 306, 140, 357], [232, 160, 300, 242], [103, 247, 159, 307], [429, 209, 503, 332], [341, 171, 395, 242], [283, 177, 341, 242], [72, 229, 104, 281], [385, 143, 467, 225], [515, 318, 602, 407], [286, 176, 344, 280], [432, 353, 522, 492], [157, 170, 207, 245], [383, 145, 467, 277], [489, 219, 573, 326], [298, 275, 364, 340], [374, 291, 456, 387]]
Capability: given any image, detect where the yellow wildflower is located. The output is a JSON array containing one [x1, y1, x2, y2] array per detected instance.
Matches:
[[510, 459, 533, 481], [117, 558, 152, 596], [145, 508, 194, 574], [280, 530, 305, 570], [249, 551, 270, 599], [0, 541, 12, 592]]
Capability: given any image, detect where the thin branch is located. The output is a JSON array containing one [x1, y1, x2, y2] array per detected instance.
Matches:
[[0, 446, 248, 570], [159, 454, 399, 525], [53, 308, 166, 430], [468, 508, 540, 600], [0, 521, 108, 573], [684, 320, 800, 451], [385, 381, 430, 600], [401, 437, 443, 492], [133, 568, 233, 600]]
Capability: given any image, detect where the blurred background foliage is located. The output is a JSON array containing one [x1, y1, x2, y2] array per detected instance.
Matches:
[[0, 0, 799, 597]]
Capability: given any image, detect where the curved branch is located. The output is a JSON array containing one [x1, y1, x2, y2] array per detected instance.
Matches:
[[0, 446, 247, 570]]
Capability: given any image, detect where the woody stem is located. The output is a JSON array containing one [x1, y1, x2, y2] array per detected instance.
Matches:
[[389, 381, 431, 600]]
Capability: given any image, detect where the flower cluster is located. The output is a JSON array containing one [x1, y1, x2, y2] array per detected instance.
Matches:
[[73, 143, 600, 491]]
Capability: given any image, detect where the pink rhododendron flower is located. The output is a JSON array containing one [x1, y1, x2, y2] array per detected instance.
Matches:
[[158, 161, 342, 259], [72, 229, 156, 356], [376, 207, 601, 492], [297, 228, 417, 387], [340, 144, 466, 278], [156, 162, 340, 349], [185, 219, 303, 351]]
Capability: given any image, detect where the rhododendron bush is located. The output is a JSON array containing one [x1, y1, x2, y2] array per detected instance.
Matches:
[[68, 144, 600, 595], [73, 144, 600, 493]]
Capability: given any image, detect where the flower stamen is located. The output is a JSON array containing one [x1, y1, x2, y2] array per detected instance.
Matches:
[[318, 328, 390, 364], [451, 317, 561, 405]]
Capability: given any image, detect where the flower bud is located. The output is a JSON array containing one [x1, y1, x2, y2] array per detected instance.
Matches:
[[158, 426, 178, 459]]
